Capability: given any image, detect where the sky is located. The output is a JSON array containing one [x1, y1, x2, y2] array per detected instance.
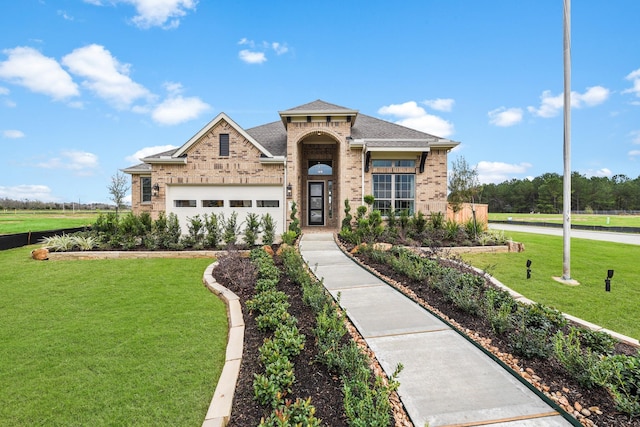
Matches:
[[1, 0, 639, 205]]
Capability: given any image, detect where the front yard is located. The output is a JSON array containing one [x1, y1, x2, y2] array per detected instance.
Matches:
[[0, 247, 226, 426]]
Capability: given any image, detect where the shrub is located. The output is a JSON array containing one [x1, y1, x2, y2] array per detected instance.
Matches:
[[221, 212, 241, 246], [288, 201, 301, 235], [594, 353, 640, 418], [281, 231, 298, 246], [553, 328, 601, 388], [483, 288, 516, 335], [203, 213, 221, 249], [244, 213, 261, 247], [428, 211, 445, 230], [261, 213, 276, 246], [259, 397, 321, 427], [183, 214, 205, 248], [342, 199, 353, 231]]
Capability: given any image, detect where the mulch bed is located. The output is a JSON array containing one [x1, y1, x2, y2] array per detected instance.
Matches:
[[212, 243, 639, 427], [212, 251, 350, 426], [343, 240, 640, 427]]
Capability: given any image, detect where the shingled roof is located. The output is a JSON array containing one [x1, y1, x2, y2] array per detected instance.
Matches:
[[127, 100, 457, 168]]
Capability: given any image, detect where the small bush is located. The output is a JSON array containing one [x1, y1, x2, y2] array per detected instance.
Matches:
[[261, 213, 276, 246], [553, 328, 601, 388]]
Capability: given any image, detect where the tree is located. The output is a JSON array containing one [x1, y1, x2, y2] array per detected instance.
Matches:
[[448, 156, 480, 213], [108, 171, 130, 218]]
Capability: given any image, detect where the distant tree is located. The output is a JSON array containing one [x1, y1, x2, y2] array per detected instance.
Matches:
[[448, 156, 480, 213], [108, 172, 130, 218]]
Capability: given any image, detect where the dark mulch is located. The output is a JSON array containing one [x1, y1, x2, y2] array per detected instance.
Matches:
[[212, 251, 349, 426], [345, 241, 640, 427]]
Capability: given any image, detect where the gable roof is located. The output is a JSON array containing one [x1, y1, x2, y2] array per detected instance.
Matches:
[[173, 112, 274, 158], [126, 100, 458, 170]]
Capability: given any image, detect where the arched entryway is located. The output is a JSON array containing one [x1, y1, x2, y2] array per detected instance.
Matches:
[[299, 134, 340, 229]]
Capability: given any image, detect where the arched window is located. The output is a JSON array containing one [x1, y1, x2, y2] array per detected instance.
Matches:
[[308, 161, 332, 176]]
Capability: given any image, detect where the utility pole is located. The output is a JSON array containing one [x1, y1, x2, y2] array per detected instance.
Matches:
[[562, 0, 572, 281]]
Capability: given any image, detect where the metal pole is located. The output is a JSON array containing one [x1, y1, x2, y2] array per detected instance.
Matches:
[[562, 0, 572, 280]]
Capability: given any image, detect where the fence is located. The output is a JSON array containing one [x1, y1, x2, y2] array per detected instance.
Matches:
[[0, 227, 90, 251]]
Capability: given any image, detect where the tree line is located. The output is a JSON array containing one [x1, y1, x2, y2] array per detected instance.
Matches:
[[477, 172, 640, 213]]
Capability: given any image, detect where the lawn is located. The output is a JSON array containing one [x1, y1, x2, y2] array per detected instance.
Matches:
[[0, 247, 227, 426], [0, 210, 102, 235], [489, 212, 640, 227], [460, 231, 640, 340]]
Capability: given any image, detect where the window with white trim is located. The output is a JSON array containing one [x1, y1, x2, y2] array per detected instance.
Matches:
[[372, 160, 416, 215]]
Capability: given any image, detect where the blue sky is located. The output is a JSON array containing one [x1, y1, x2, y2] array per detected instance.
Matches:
[[1, 0, 639, 204]]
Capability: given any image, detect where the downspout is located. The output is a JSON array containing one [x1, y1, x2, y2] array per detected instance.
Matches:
[[361, 145, 366, 205], [284, 157, 288, 236]]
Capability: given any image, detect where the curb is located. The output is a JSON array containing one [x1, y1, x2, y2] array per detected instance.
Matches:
[[201, 262, 244, 427]]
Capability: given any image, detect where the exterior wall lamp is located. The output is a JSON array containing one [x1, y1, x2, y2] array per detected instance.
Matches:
[[152, 183, 160, 197], [286, 183, 293, 199]]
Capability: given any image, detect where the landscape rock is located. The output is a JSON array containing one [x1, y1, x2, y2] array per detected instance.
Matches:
[[31, 248, 49, 261]]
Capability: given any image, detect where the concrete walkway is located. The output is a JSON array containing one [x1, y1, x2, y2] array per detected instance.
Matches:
[[299, 233, 574, 427]]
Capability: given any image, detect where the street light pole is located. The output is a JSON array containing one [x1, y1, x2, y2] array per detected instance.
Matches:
[[562, 0, 572, 280]]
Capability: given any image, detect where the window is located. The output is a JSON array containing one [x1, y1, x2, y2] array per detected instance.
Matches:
[[141, 176, 151, 203], [219, 133, 229, 157], [371, 159, 415, 168], [373, 174, 415, 215], [174, 200, 196, 207], [230, 200, 252, 208], [202, 200, 224, 207], [308, 161, 332, 175], [256, 200, 279, 207]]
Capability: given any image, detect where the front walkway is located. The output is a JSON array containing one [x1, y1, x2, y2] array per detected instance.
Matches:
[[299, 233, 575, 427]]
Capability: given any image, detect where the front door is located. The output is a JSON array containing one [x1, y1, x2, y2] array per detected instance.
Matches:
[[308, 181, 324, 225]]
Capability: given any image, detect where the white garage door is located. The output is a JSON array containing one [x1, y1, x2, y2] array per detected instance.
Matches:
[[166, 184, 285, 240]]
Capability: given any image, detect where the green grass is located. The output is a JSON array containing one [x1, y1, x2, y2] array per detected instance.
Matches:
[[460, 231, 640, 340], [489, 212, 640, 227], [0, 210, 102, 235], [0, 247, 227, 426]]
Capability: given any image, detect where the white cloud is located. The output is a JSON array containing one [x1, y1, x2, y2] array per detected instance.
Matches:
[[378, 101, 454, 137], [623, 68, 640, 97], [58, 10, 74, 21], [0, 184, 56, 202], [629, 150, 640, 159], [584, 168, 613, 178], [239, 49, 267, 64], [0, 86, 8, 95], [476, 161, 532, 184], [422, 98, 454, 112], [2, 129, 25, 139], [527, 86, 610, 118], [237, 39, 289, 64], [37, 150, 99, 176], [630, 130, 640, 145], [152, 95, 210, 125], [271, 42, 289, 55], [62, 44, 152, 110], [126, 145, 178, 163], [0, 46, 79, 100], [87, 0, 197, 29], [488, 107, 523, 127]]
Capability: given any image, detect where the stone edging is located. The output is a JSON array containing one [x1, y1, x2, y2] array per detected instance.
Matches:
[[47, 250, 224, 260], [201, 262, 244, 427]]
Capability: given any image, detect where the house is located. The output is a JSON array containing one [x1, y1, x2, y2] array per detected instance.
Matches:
[[122, 100, 459, 236]]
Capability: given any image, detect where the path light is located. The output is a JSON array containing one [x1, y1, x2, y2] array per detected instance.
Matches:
[[526, 259, 532, 279], [605, 269, 614, 292]]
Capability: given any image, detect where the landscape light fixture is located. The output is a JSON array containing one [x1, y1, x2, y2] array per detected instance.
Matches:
[[152, 183, 160, 197], [526, 259, 532, 279], [605, 269, 614, 292]]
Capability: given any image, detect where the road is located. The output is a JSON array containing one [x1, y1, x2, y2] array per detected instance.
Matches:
[[489, 223, 640, 246]]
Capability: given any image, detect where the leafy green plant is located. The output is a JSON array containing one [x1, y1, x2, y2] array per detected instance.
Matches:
[[483, 288, 515, 335], [244, 212, 261, 247], [221, 212, 241, 246], [261, 213, 276, 246], [288, 201, 301, 235], [203, 212, 221, 249], [72, 234, 97, 251], [259, 397, 321, 427], [281, 230, 298, 246], [342, 199, 353, 231], [578, 328, 617, 356], [412, 211, 427, 234], [40, 234, 77, 251], [183, 214, 205, 248], [553, 328, 601, 388], [594, 354, 640, 418], [429, 211, 445, 230]]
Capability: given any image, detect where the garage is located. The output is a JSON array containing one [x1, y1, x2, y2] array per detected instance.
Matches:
[[166, 184, 286, 240]]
